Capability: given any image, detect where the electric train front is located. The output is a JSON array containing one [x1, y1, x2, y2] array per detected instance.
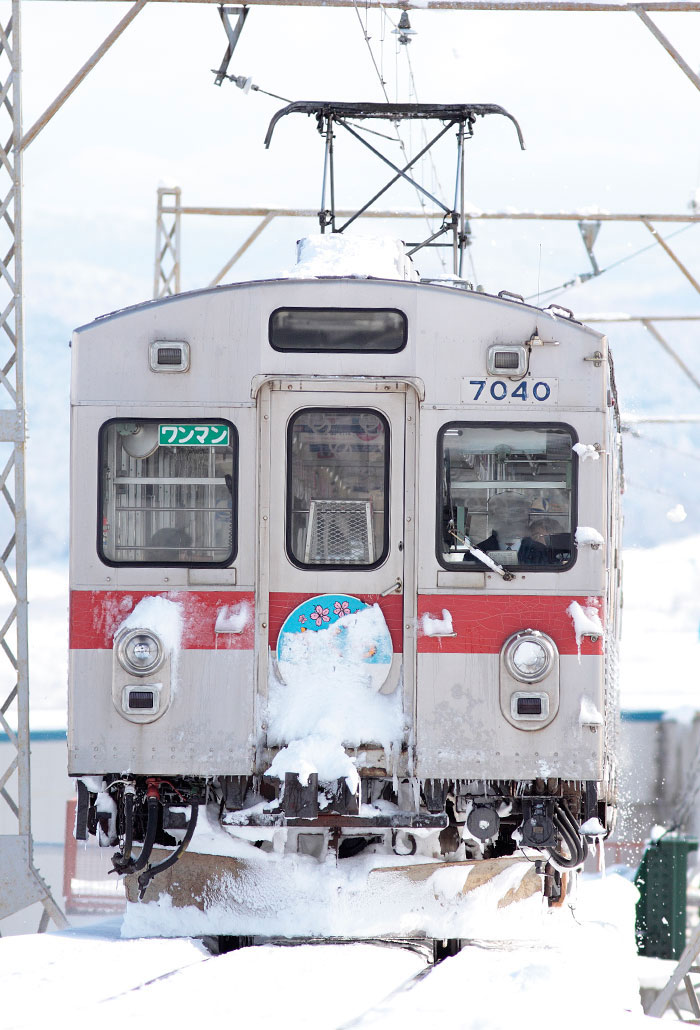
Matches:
[[68, 277, 621, 930]]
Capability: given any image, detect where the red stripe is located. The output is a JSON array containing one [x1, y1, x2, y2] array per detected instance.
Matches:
[[70, 589, 601, 657], [69, 590, 255, 650], [268, 592, 404, 653], [417, 594, 603, 656]]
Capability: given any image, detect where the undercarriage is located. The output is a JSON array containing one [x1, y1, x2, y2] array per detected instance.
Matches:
[[75, 771, 611, 915]]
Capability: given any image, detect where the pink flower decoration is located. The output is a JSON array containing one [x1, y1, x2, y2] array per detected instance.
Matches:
[[310, 604, 330, 626], [333, 600, 351, 617], [298, 614, 306, 624]]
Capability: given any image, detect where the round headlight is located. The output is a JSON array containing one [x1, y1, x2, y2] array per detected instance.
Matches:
[[504, 631, 555, 683], [117, 629, 163, 676]]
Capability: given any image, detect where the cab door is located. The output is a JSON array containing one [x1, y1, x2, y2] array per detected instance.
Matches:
[[256, 378, 416, 762]]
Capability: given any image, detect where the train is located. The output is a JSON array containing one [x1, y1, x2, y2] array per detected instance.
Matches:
[[67, 103, 622, 949]]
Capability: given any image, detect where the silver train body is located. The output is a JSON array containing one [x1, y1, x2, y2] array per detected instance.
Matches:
[[68, 270, 622, 909]]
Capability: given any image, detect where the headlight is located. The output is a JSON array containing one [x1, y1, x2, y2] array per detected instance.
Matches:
[[117, 629, 163, 676], [503, 630, 555, 683]]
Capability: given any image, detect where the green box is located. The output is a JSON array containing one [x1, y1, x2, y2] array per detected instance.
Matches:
[[635, 836, 698, 960]]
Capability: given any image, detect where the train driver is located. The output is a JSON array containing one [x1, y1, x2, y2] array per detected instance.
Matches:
[[463, 492, 561, 566]]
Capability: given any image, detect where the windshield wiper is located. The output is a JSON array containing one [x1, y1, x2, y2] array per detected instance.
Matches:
[[448, 524, 514, 582]]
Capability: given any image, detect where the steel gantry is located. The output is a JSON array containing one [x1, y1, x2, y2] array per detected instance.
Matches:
[[2, 0, 700, 933], [0, 1, 66, 933], [153, 198, 700, 400]]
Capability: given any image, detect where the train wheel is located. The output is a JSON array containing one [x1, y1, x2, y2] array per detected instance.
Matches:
[[215, 935, 255, 954], [433, 938, 463, 963]]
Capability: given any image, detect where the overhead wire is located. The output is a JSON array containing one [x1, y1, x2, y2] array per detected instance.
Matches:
[[526, 222, 698, 303], [349, 0, 453, 273], [623, 426, 700, 464], [404, 43, 450, 273]]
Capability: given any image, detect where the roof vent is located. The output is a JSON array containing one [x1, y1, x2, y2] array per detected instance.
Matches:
[[149, 340, 190, 373]]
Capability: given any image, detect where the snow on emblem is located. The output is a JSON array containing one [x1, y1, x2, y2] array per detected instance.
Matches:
[[276, 593, 394, 691]]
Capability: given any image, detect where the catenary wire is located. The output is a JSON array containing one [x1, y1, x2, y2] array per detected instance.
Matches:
[[526, 223, 697, 303], [623, 427, 700, 464], [350, 0, 452, 273]]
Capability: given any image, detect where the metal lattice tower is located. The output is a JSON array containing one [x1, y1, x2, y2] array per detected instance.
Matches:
[[0, 0, 66, 932], [154, 186, 181, 298]]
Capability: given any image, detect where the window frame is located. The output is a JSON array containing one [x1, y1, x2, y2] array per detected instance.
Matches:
[[97, 416, 239, 568], [435, 420, 579, 574], [285, 406, 391, 572], [269, 307, 408, 354]]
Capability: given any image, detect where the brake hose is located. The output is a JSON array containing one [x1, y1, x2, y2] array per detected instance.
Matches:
[[111, 789, 135, 874], [117, 794, 159, 876], [556, 800, 589, 865], [547, 801, 587, 869], [137, 803, 199, 898]]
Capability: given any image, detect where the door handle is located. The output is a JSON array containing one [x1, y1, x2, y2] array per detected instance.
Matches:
[[380, 578, 402, 597]]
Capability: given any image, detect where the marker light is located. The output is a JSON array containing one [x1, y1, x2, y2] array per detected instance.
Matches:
[[117, 629, 163, 676], [487, 344, 528, 377], [503, 630, 556, 684]]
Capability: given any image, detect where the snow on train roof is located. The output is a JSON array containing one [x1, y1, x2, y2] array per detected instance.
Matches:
[[283, 234, 419, 281], [73, 233, 601, 337]]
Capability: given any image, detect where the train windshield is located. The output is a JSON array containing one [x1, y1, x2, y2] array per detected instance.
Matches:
[[287, 408, 389, 568], [99, 419, 236, 565], [439, 423, 576, 571]]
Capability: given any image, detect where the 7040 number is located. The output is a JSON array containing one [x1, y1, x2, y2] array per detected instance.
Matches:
[[468, 378, 553, 402]]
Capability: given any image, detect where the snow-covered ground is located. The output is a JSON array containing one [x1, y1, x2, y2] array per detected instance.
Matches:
[[0, 874, 663, 1029]]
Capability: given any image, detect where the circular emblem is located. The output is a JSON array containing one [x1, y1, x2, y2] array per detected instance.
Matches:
[[276, 593, 393, 690]]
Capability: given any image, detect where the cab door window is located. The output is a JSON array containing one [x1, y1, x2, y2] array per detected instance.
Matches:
[[99, 419, 237, 566], [287, 408, 389, 569]]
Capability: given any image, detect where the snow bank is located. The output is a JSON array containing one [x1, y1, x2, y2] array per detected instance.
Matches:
[[283, 234, 418, 281], [336, 874, 646, 1029], [123, 853, 544, 941], [119, 871, 647, 1030]]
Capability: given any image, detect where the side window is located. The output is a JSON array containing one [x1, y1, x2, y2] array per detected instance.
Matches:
[[287, 408, 389, 568], [99, 419, 237, 566], [438, 423, 576, 572]]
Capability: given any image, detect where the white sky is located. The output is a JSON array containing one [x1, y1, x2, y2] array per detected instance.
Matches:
[[18, 2, 700, 317]]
